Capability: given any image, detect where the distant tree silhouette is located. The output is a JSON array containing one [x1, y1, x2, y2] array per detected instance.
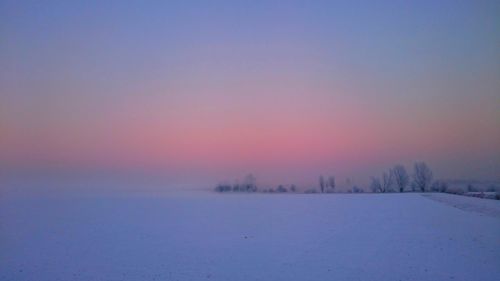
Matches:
[[351, 186, 364, 193], [392, 165, 409, 192], [431, 180, 448, 192], [370, 177, 382, 193], [412, 162, 433, 192], [232, 182, 240, 192], [381, 170, 394, 192], [486, 185, 498, 192], [319, 175, 326, 193], [467, 184, 477, 192], [243, 174, 257, 192], [327, 176, 336, 193], [276, 185, 288, 193], [214, 162, 439, 195], [410, 182, 417, 192], [215, 183, 232, 192]]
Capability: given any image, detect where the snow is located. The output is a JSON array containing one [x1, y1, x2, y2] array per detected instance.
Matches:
[[1, 192, 499, 281], [423, 193, 500, 219]]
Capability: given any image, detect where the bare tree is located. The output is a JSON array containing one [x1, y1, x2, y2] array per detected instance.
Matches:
[[467, 183, 479, 192], [232, 181, 241, 192], [381, 170, 394, 192], [243, 174, 257, 192], [319, 175, 326, 193], [431, 180, 448, 192], [327, 176, 336, 193], [486, 185, 498, 192], [370, 177, 382, 193], [351, 186, 363, 193], [392, 165, 409, 192], [412, 162, 433, 192], [290, 184, 297, 192], [215, 183, 232, 192], [276, 185, 288, 193]]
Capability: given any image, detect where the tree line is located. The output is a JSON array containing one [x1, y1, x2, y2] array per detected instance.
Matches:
[[369, 162, 438, 193], [215, 161, 495, 196]]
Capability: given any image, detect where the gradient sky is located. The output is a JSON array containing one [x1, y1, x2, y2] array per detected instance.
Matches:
[[1, 0, 499, 187]]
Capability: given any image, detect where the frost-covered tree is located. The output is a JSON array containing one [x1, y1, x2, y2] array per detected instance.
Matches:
[[486, 185, 498, 192], [410, 182, 417, 192], [370, 177, 382, 193], [319, 175, 326, 193], [431, 180, 448, 192], [381, 170, 394, 193], [276, 185, 288, 193], [466, 184, 477, 192], [243, 174, 257, 192], [215, 183, 232, 192], [352, 186, 363, 193], [392, 165, 409, 192], [290, 184, 297, 192], [327, 176, 336, 193], [412, 162, 433, 192]]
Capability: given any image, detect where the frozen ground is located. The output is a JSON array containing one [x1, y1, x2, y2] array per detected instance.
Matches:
[[1, 192, 499, 281], [423, 193, 500, 219]]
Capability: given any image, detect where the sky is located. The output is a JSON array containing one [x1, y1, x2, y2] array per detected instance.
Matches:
[[1, 0, 499, 188]]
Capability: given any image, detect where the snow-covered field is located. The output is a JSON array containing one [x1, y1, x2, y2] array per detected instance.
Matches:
[[1, 192, 499, 281]]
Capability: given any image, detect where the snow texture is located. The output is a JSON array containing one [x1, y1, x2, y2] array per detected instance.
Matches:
[[1, 192, 499, 281], [423, 193, 500, 218]]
